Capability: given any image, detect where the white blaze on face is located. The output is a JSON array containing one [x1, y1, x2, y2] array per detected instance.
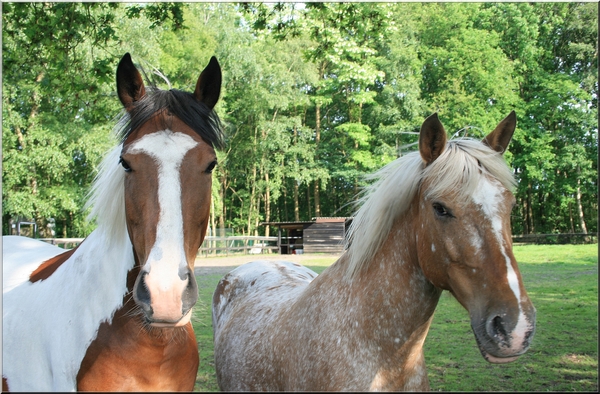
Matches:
[[472, 176, 531, 350], [128, 130, 198, 320]]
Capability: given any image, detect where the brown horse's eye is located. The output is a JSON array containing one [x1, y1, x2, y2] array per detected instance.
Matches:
[[205, 160, 217, 174], [119, 156, 132, 172], [433, 203, 451, 218]]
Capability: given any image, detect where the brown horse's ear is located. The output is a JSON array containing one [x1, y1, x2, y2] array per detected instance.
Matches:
[[194, 56, 222, 110], [419, 113, 448, 165], [483, 111, 516, 154], [116, 53, 146, 111]]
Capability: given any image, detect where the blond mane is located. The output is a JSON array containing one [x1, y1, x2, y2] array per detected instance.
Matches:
[[344, 138, 516, 279]]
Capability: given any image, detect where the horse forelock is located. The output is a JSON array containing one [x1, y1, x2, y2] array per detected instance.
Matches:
[[345, 138, 516, 279], [422, 139, 516, 203], [116, 88, 225, 150]]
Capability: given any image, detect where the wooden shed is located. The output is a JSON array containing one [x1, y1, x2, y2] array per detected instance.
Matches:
[[260, 217, 352, 255]]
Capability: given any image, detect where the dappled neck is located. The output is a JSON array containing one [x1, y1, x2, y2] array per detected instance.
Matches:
[[331, 206, 442, 341]]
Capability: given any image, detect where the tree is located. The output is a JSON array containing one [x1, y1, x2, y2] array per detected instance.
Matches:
[[2, 2, 188, 237], [3, 2, 596, 239], [418, 3, 521, 133], [2, 3, 120, 236], [477, 2, 597, 234]]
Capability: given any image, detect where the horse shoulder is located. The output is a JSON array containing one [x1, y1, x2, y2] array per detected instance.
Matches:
[[213, 261, 317, 391], [213, 261, 316, 330], [2, 237, 81, 391], [2, 233, 133, 391]]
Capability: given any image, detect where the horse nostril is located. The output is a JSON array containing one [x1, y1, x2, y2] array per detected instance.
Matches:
[[487, 315, 508, 344], [181, 271, 199, 315], [133, 272, 153, 316]]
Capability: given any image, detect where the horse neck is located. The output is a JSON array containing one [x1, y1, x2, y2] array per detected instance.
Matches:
[[84, 224, 133, 268], [322, 203, 442, 342], [67, 226, 135, 318]]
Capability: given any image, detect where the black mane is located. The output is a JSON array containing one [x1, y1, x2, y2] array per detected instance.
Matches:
[[117, 87, 225, 150]]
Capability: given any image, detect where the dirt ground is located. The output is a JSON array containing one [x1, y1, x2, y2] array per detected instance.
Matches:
[[193, 253, 322, 276]]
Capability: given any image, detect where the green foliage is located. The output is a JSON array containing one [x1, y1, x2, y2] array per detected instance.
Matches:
[[2, 3, 597, 238], [2, 2, 122, 236], [419, 3, 520, 131], [125, 2, 185, 31]]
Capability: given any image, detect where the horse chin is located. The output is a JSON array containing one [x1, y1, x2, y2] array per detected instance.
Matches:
[[479, 348, 521, 364], [147, 309, 193, 328], [473, 329, 523, 364]]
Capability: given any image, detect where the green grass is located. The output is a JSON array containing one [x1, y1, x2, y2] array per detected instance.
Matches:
[[193, 272, 224, 392], [192, 245, 598, 391]]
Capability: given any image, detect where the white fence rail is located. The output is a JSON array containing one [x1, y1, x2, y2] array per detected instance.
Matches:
[[35, 232, 598, 254], [198, 236, 279, 257], [36, 236, 279, 256], [39, 238, 84, 249]]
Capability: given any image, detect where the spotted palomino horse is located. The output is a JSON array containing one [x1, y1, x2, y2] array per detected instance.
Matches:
[[212, 111, 536, 391], [3, 53, 224, 391]]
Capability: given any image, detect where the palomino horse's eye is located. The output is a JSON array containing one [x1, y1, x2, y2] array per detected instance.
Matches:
[[119, 156, 132, 173], [205, 160, 218, 174], [432, 203, 451, 218]]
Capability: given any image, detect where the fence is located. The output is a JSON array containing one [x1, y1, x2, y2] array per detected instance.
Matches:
[[35, 236, 279, 256], [35, 232, 598, 252], [512, 233, 597, 245], [197, 236, 279, 257], [38, 238, 84, 249]]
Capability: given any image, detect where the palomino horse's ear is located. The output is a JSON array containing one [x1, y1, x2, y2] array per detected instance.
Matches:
[[419, 113, 448, 165], [483, 111, 516, 154], [116, 53, 146, 111], [194, 56, 222, 110]]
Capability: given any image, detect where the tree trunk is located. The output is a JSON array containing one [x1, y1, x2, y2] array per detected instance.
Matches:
[[521, 197, 529, 235], [314, 102, 321, 218], [526, 182, 534, 234], [306, 184, 312, 220], [576, 167, 588, 234], [15, 125, 25, 150], [314, 181, 321, 218], [568, 201, 575, 233], [283, 184, 289, 222], [247, 163, 257, 236], [219, 175, 226, 235], [24, 71, 46, 237], [264, 171, 270, 237], [358, 101, 363, 124], [313, 61, 325, 218], [293, 180, 300, 222], [254, 194, 260, 237], [29, 71, 44, 121], [210, 194, 216, 253]]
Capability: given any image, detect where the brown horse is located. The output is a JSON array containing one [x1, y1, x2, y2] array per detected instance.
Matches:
[[212, 112, 536, 391], [2, 53, 224, 391]]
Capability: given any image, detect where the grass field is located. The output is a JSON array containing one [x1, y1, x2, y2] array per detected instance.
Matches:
[[191, 244, 598, 391]]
